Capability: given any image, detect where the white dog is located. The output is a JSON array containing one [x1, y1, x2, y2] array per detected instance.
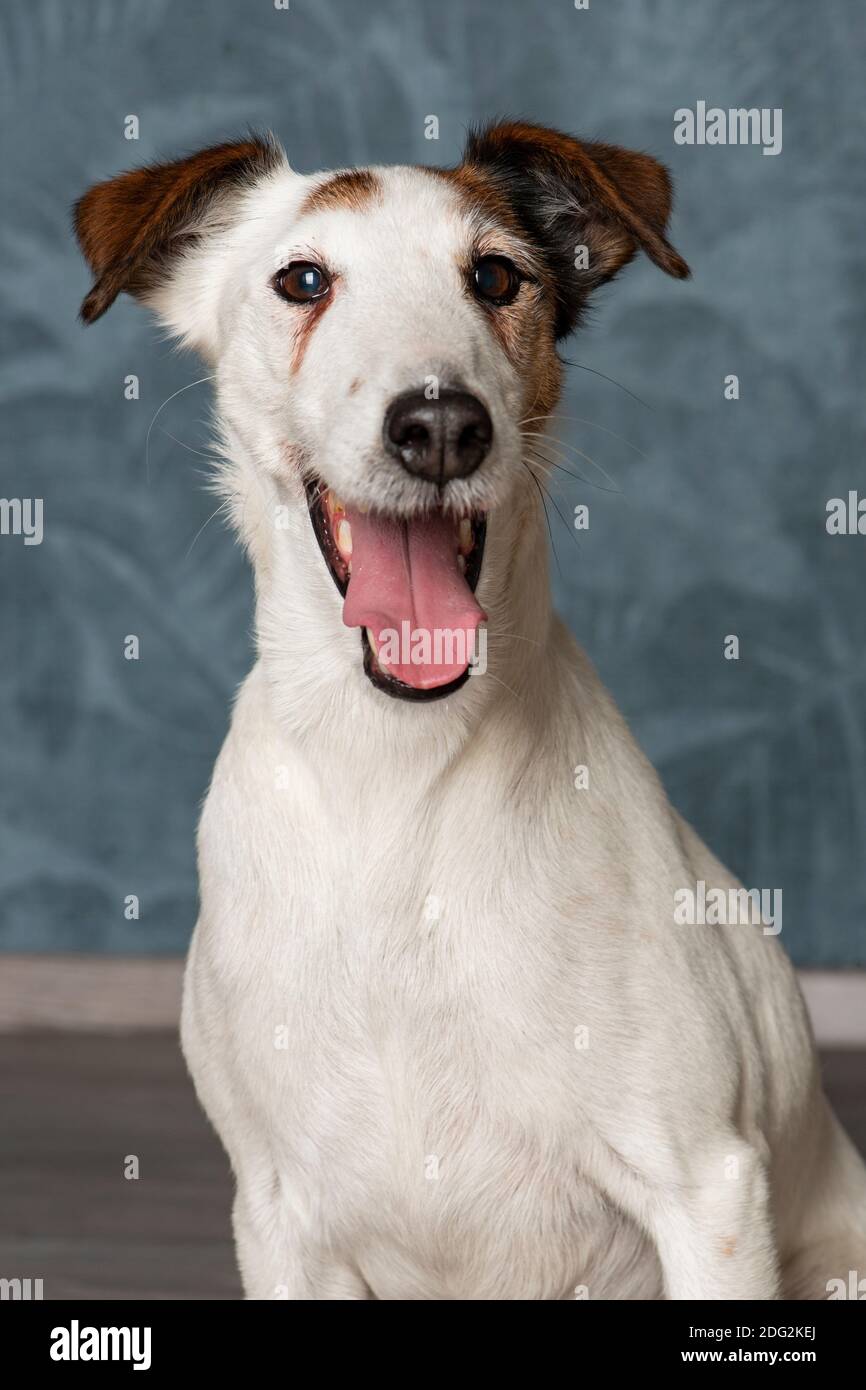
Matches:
[[76, 123, 866, 1299]]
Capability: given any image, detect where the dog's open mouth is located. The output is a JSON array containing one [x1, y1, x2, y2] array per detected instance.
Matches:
[[305, 481, 487, 701]]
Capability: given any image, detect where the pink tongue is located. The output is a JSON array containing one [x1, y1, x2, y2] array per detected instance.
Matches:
[[342, 508, 485, 689]]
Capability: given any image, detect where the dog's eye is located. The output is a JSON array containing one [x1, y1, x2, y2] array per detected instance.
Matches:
[[472, 256, 521, 306], [275, 262, 331, 304]]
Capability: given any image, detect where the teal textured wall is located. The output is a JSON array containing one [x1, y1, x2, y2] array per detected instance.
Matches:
[[1, 0, 864, 963]]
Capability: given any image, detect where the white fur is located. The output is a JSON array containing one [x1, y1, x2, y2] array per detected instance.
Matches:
[[152, 154, 866, 1299]]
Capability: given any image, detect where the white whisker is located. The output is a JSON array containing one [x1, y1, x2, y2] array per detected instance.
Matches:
[[519, 414, 646, 457], [145, 374, 216, 482]]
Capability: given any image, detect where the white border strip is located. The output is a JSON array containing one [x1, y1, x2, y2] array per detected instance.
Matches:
[[0, 957, 863, 1044]]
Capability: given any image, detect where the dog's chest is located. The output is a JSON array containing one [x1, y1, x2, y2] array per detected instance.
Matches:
[[238, 922, 598, 1297], [200, 814, 615, 1296], [232, 850, 580, 1128], [187, 714, 655, 1297]]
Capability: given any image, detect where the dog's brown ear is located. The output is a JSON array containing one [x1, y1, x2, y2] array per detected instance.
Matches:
[[74, 135, 283, 324], [463, 120, 689, 337]]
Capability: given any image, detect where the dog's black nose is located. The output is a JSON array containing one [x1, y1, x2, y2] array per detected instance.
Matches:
[[383, 389, 493, 484]]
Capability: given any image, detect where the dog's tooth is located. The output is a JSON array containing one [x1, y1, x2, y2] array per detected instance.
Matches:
[[329, 492, 345, 514], [458, 518, 473, 554], [457, 554, 466, 575], [366, 628, 379, 659], [337, 518, 353, 557]]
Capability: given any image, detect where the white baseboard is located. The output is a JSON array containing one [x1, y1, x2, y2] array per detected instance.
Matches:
[[0, 955, 183, 1031], [799, 971, 866, 1049], [0, 956, 863, 1046]]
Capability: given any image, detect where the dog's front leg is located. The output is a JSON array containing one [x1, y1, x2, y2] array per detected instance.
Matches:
[[643, 1140, 780, 1300], [232, 1185, 372, 1301]]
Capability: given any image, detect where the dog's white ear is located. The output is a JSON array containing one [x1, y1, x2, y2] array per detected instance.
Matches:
[[463, 120, 689, 338], [74, 134, 285, 351]]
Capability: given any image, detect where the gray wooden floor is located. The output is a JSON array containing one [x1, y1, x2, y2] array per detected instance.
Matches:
[[0, 1033, 863, 1301], [0, 1033, 239, 1300]]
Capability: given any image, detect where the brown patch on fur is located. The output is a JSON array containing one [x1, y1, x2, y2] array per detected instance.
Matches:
[[429, 163, 525, 242], [520, 316, 563, 430], [455, 120, 689, 338], [428, 162, 564, 418], [74, 136, 281, 324], [290, 292, 333, 375], [465, 121, 689, 280], [480, 285, 562, 436], [348, 377, 362, 395], [487, 289, 561, 416], [514, 268, 566, 442], [300, 169, 380, 217]]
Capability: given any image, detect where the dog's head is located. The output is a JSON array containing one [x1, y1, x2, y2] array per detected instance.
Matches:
[[76, 123, 687, 709]]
